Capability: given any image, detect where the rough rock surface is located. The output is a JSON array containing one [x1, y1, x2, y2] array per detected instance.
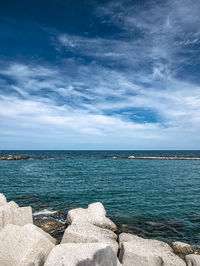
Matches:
[[119, 233, 186, 266], [0, 200, 19, 230], [0, 196, 33, 230], [0, 223, 55, 266], [29, 223, 57, 245], [0, 193, 7, 206], [67, 202, 117, 231], [13, 206, 33, 226], [171, 241, 200, 260], [7, 200, 19, 208], [44, 243, 122, 266], [185, 254, 200, 266], [61, 222, 119, 254]]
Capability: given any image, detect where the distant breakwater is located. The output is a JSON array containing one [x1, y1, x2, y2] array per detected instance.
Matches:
[[2, 154, 200, 161], [113, 156, 200, 160], [0, 155, 55, 161]]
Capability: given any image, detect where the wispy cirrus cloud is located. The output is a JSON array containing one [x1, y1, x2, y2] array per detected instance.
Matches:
[[1, 59, 200, 149]]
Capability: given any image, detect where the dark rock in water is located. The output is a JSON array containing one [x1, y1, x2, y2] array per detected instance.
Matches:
[[171, 241, 200, 260], [23, 156, 30, 160], [0, 155, 55, 160], [34, 218, 64, 234], [50, 225, 66, 242], [33, 208, 67, 242], [0, 155, 29, 160]]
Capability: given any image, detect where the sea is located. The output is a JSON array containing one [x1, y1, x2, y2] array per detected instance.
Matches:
[[0, 150, 200, 245]]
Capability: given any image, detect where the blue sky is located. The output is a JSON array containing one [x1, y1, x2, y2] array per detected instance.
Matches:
[[0, 0, 200, 149]]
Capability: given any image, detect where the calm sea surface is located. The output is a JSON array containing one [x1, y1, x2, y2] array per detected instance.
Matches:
[[0, 150, 200, 245]]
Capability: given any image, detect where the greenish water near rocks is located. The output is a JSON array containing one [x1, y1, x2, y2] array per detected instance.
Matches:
[[0, 150, 200, 245]]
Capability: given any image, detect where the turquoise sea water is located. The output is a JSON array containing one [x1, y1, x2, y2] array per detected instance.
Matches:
[[0, 150, 200, 245]]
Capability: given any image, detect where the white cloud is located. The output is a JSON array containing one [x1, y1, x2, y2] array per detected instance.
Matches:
[[1, 60, 200, 149]]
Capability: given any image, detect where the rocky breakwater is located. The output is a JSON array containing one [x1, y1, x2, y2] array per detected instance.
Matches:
[[0, 154, 31, 160], [113, 156, 200, 160], [1, 193, 200, 265]]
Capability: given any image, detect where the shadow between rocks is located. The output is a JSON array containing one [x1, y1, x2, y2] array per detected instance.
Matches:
[[76, 246, 118, 266]]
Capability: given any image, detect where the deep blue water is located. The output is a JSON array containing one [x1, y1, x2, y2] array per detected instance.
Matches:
[[1, 150, 200, 245]]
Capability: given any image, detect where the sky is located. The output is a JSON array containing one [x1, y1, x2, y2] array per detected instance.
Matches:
[[0, 0, 200, 150]]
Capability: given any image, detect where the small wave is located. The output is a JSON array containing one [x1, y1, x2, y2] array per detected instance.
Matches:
[[33, 209, 58, 216]]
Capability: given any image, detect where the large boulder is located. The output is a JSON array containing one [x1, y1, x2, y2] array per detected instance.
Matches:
[[44, 243, 122, 266], [0, 223, 55, 266], [171, 241, 200, 260], [0, 200, 33, 230], [185, 254, 200, 265], [61, 222, 119, 254], [0, 193, 7, 206], [67, 202, 117, 231], [0, 200, 19, 230], [119, 233, 186, 266]]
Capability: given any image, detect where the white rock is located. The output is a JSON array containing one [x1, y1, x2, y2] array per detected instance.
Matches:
[[186, 254, 200, 266], [0, 223, 55, 266], [44, 243, 122, 266], [67, 202, 117, 231], [0, 201, 18, 230], [13, 206, 33, 226], [0, 202, 33, 230], [7, 200, 19, 209], [0, 193, 7, 206], [119, 233, 186, 266], [61, 222, 118, 254], [25, 223, 57, 245]]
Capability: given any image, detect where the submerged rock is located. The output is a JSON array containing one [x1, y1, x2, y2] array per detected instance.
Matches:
[[34, 218, 64, 234], [67, 202, 117, 231], [117, 217, 184, 243], [33, 208, 66, 241]]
